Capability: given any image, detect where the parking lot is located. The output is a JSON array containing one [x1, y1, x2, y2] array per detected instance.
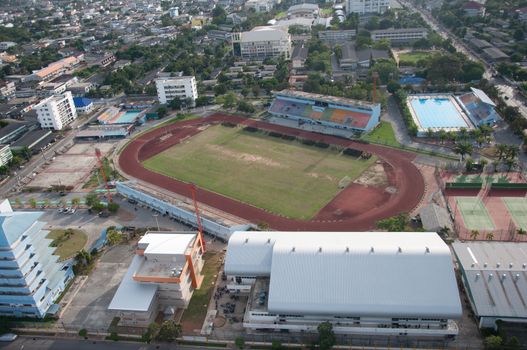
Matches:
[[60, 244, 134, 331]]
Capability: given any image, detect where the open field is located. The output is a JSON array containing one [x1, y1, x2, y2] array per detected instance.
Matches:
[[143, 125, 376, 219], [398, 51, 434, 66], [47, 229, 88, 260], [362, 121, 401, 146]]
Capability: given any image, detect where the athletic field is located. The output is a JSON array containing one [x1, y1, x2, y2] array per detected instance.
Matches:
[[143, 125, 376, 219], [456, 197, 495, 230], [503, 197, 527, 230]]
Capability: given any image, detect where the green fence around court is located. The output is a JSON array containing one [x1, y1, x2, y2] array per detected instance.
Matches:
[[490, 182, 527, 189], [445, 182, 483, 189]]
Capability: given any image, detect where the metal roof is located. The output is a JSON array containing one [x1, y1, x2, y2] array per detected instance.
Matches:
[[138, 232, 196, 256], [470, 87, 496, 107], [108, 255, 158, 312], [452, 241, 527, 319], [0, 211, 44, 247], [225, 231, 462, 318], [240, 27, 289, 43]]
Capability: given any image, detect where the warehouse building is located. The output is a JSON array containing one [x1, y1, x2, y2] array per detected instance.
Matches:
[[452, 241, 527, 329], [224, 231, 462, 340]]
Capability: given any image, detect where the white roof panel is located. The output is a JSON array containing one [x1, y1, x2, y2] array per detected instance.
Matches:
[[470, 87, 496, 107], [225, 231, 462, 318], [108, 255, 158, 312], [139, 232, 196, 256]]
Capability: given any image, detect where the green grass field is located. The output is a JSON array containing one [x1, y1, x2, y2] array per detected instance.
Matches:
[[143, 125, 376, 219], [398, 51, 434, 66], [503, 197, 527, 230], [362, 121, 401, 147], [456, 197, 495, 230], [47, 229, 87, 260]]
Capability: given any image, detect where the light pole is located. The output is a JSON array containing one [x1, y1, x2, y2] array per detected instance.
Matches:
[[153, 213, 160, 231]]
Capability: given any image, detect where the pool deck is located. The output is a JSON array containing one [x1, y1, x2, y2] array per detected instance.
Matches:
[[406, 94, 476, 136]]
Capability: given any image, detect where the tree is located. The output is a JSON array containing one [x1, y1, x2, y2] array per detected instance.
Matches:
[[78, 329, 88, 338], [156, 320, 181, 342], [222, 92, 237, 109], [370, 59, 398, 85], [142, 322, 160, 343], [29, 198, 36, 208], [85, 192, 99, 207], [470, 230, 479, 240], [386, 80, 401, 93], [235, 337, 245, 349], [426, 128, 434, 139], [237, 100, 255, 113], [108, 202, 120, 213], [377, 213, 409, 231], [317, 322, 336, 350], [157, 106, 168, 118], [271, 341, 283, 350], [507, 336, 521, 350], [486, 232, 494, 241], [484, 335, 502, 350], [169, 97, 182, 110], [495, 143, 508, 160], [71, 197, 80, 206], [506, 145, 518, 160], [438, 129, 447, 144], [453, 143, 473, 161]]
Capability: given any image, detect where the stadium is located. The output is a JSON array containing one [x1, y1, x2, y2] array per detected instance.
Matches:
[[117, 113, 424, 231], [407, 88, 499, 137]]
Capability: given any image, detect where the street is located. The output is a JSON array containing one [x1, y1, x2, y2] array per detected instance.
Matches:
[[0, 337, 216, 350]]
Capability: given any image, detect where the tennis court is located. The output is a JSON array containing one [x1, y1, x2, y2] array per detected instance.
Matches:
[[456, 197, 495, 230], [502, 197, 527, 230]]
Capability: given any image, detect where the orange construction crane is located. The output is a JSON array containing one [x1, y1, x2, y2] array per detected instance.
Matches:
[[189, 183, 206, 253], [95, 148, 112, 203]]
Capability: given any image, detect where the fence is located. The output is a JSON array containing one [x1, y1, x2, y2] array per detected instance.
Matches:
[[445, 182, 483, 189]]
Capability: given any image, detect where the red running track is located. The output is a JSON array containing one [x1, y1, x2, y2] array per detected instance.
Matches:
[[118, 113, 425, 231]]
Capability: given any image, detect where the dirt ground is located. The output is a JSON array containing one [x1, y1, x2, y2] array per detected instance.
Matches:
[[29, 142, 115, 190], [353, 161, 388, 187]]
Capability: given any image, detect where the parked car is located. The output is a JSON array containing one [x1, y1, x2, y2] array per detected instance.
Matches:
[[69, 208, 76, 214], [58, 208, 64, 213], [0, 333, 17, 342]]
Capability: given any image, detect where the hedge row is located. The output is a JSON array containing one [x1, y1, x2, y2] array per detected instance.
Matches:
[[343, 148, 363, 158], [394, 90, 418, 137], [445, 182, 483, 189], [490, 183, 527, 189]]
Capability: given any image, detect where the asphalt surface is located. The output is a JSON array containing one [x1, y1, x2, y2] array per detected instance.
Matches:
[[0, 337, 211, 350]]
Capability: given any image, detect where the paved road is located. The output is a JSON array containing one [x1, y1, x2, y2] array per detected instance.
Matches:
[[0, 337, 208, 350]]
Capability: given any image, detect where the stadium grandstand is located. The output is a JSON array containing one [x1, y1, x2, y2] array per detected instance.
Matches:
[[456, 88, 500, 127], [268, 90, 381, 137]]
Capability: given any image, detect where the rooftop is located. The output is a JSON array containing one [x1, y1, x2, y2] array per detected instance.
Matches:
[[225, 231, 462, 318], [274, 89, 378, 110], [138, 232, 196, 256]]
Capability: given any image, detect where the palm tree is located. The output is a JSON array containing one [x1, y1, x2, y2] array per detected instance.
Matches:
[[447, 131, 457, 143], [496, 143, 508, 160], [427, 128, 434, 139], [476, 136, 485, 148], [454, 143, 473, 161], [486, 232, 494, 241], [505, 159, 516, 173], [459, 127, 468, 140], [517, 228, 526, 236], [470, 230, 480, 240], [438, 130, 447, 144], [479, 125, 492, 138], [506, 145, 518, 161], [480, 159, 488, 173]]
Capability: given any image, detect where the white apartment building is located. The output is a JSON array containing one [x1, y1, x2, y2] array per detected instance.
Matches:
[[232, 27, 292, 61], [155, 76, 198, 105], [0, 145, 12, 167], [371, 28, 428, 44], [35, 91, 77, 130], [224, 231, 462, 341], [245, 0, 275, 12], [0, 81, 15, 99], [109, 231, 204, 326], [346, 0, 390, 14]]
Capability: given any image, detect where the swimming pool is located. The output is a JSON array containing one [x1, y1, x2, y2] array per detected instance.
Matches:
[[409, 97, 469, 129], [115, 110, 142, 124]]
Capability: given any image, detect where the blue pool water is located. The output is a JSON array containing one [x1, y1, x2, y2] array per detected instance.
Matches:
[[116, 110, 142, 124], [410, 98, 468, 128]]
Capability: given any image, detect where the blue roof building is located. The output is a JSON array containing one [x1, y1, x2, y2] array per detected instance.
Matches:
[[73, 97, 94, 114], [0, 199, 73, 318]]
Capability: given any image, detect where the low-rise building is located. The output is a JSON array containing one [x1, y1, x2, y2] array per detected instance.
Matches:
[[0, 81, 15, 99], [482, 47, 509, 62], [232, 27, 292, 61], [0, 42, 16, 51], [245, 0, 275, 12], [73, 97, 94, 114], [35, 91, 77, 130], [0, 144, 12, 167], [224, 231, 461, 341], [29, 56, 82, 82], [452, 241, 527, 329], [287, 3, 319, 18], [109, 231, 204, 326], [291, 45, 308, 69], [155, 76, 198, 105], [463, 1, 486, 17], [371, 28, 428, 44], [346, 0, 390, 14], [0, 199, 73, 317]]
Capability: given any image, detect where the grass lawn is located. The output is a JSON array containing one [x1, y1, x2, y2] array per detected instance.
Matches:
[[143, 125, 376, 219], [180, 252, 222, 331], [46, 229, 88, 260], [398, 51, 434, 66], [362, 121, 401, 147]]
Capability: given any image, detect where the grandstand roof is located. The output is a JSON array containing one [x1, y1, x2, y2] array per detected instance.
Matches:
[[452, 241, 527, 319], [274, 89, 378, 110], [225, 231, 462, 318], [470, 87, 496, 107]]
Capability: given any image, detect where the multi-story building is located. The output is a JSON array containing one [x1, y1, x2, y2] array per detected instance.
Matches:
[[346, 0, 390, 14], [371, 28, 428, 44], [318, 30, 357, 44], [245, 0, 275, 13], [29, 56, 82, 82], [0, 199, 73, 318], [0, 81, 15, 99], [35, 91, 77, 130], [109, 231, 204, 326], [0, 145, 12, 167], [232, 27, 292, 61], [224, 231, 462, 341], [463, 1, 485, 17], [155, 76, 198, 105]]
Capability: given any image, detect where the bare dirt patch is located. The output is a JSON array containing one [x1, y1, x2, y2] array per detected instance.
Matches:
[[353, 161, 388, 187], [206, 144, 283, 168]]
